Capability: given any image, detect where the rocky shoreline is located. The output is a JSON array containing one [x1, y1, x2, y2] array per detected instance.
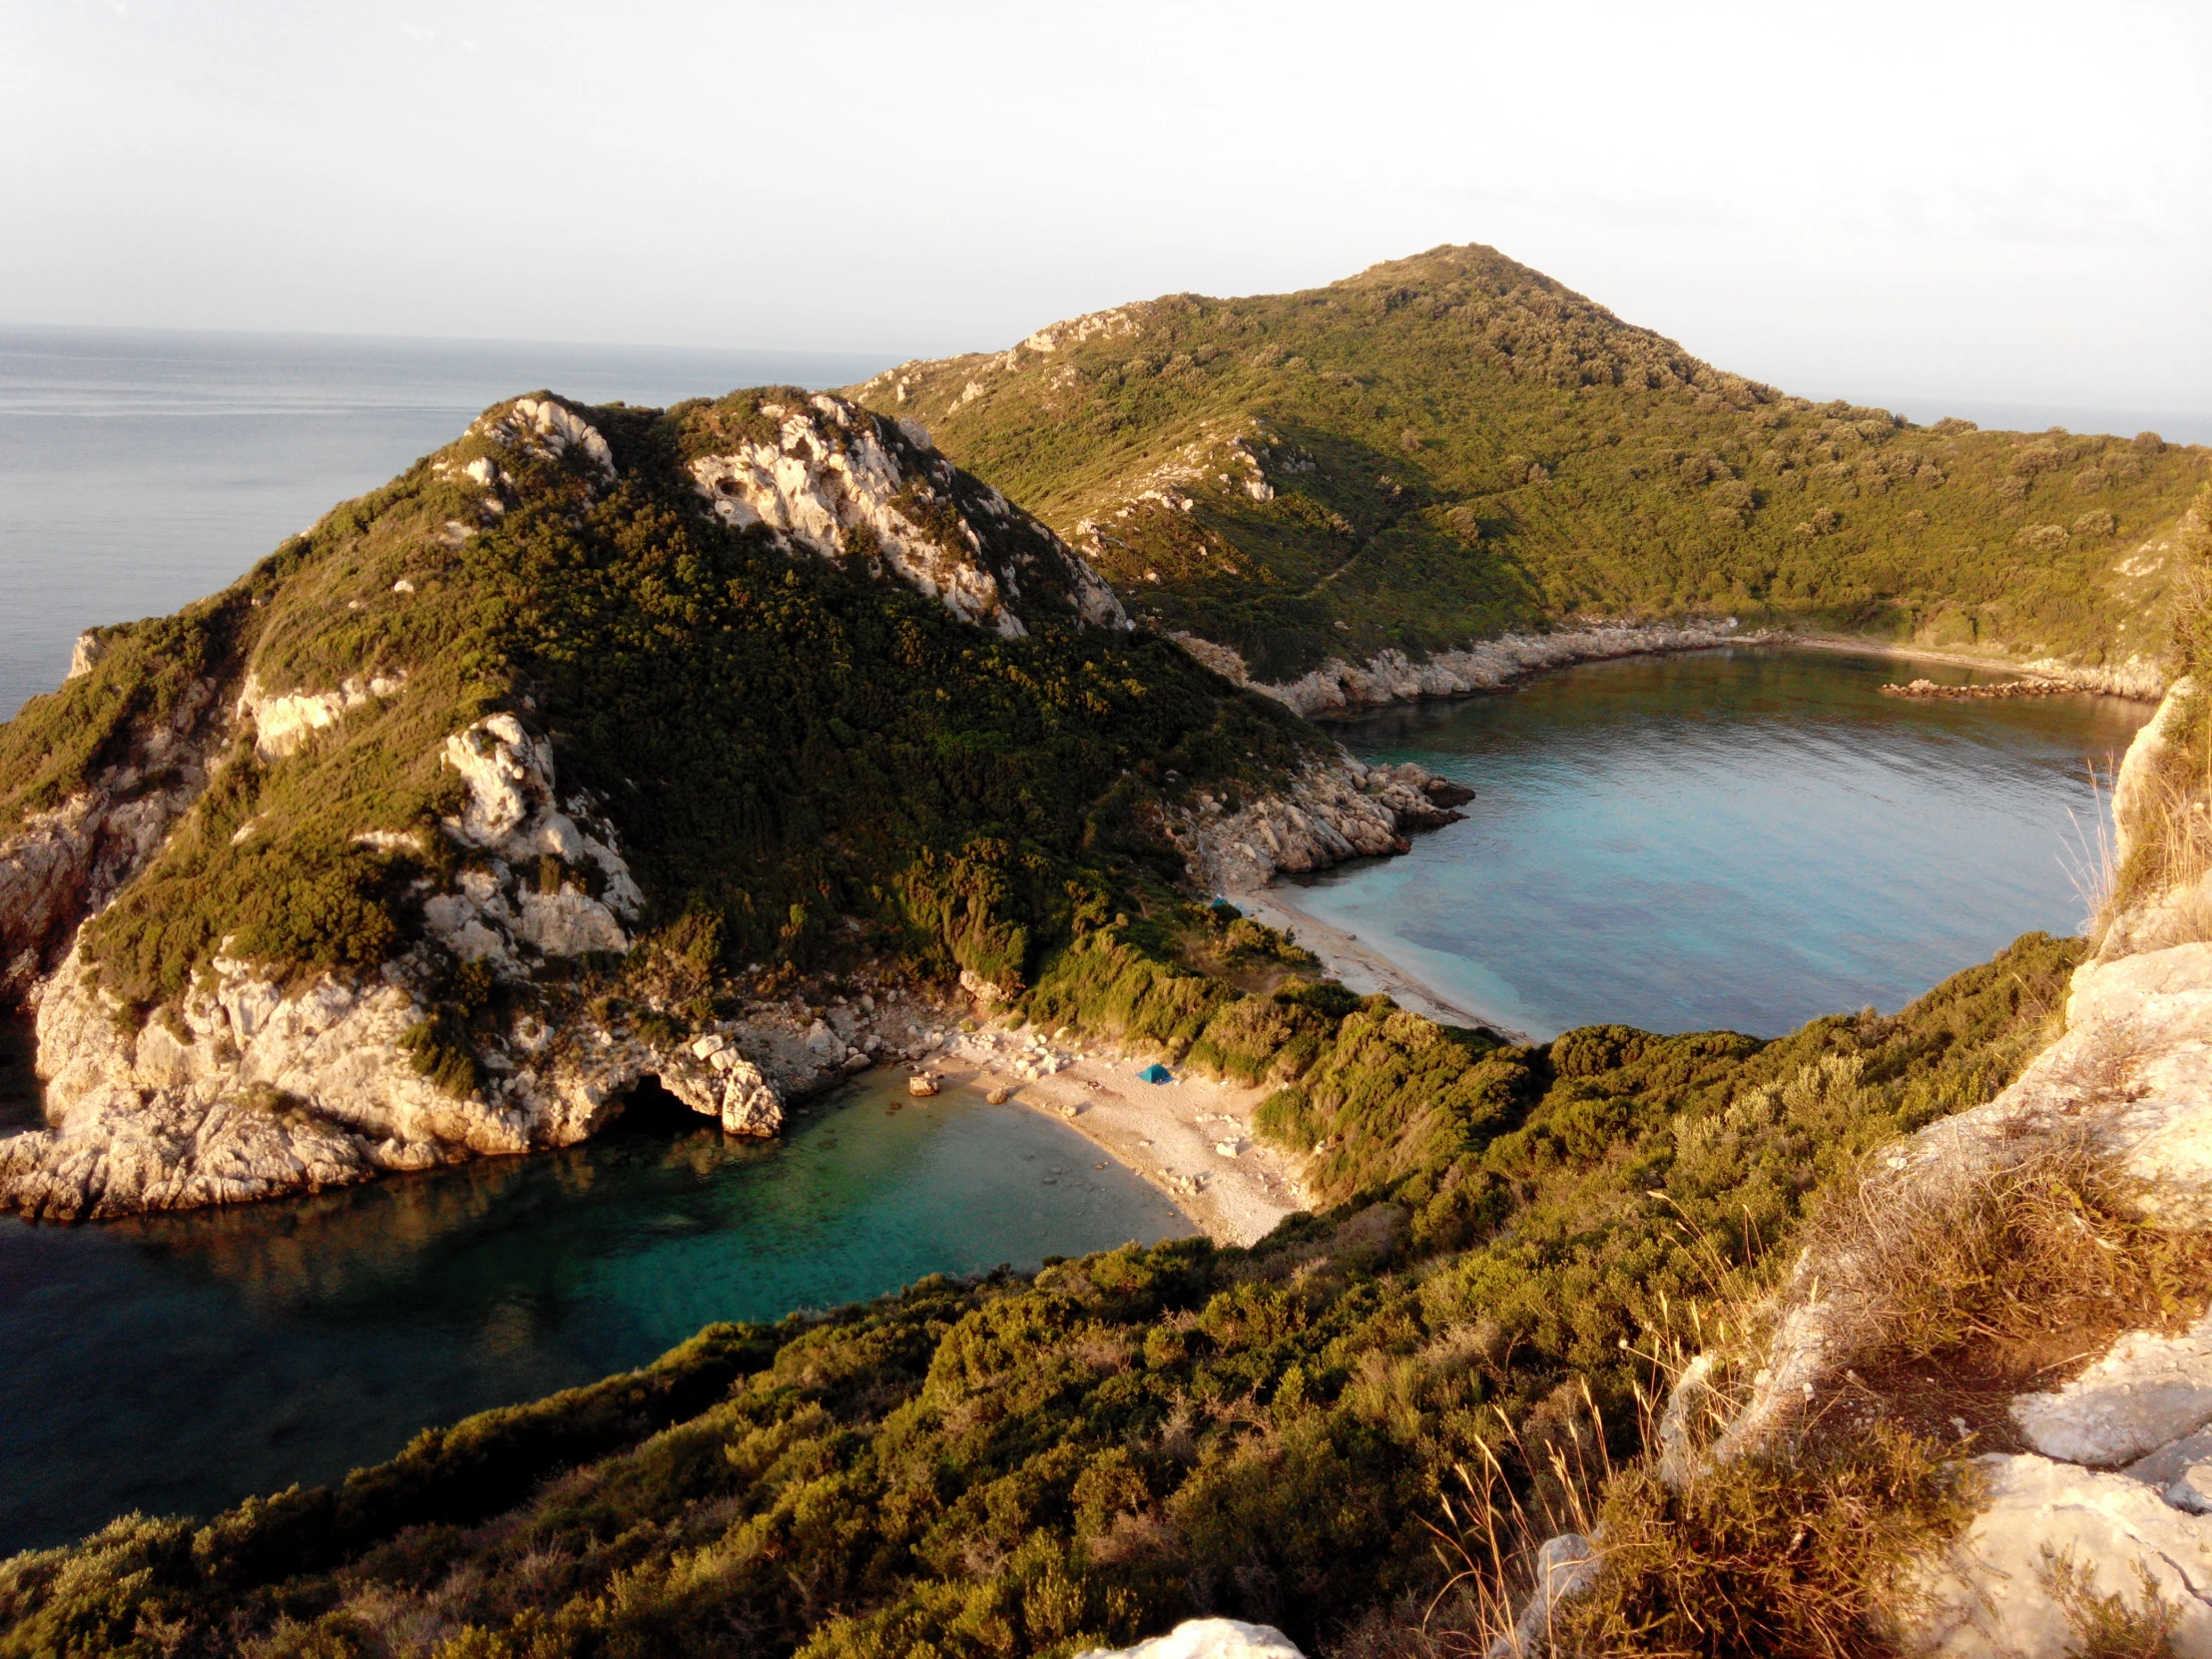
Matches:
[[1176, 620, 1760, 720], [1881, 676, 2082, 701], [0, 708, 1464, 1223]]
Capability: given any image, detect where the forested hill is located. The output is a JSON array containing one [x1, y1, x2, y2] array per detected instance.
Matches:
[[851, 244, 2209, 684]]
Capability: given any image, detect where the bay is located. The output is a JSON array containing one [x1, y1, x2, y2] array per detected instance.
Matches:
[[0, 1072, 1188, 1556], [1289, 647, 2146, 1040]]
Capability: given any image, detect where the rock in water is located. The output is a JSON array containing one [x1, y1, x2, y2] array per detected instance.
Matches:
[[908, 1074, 939, 1098]]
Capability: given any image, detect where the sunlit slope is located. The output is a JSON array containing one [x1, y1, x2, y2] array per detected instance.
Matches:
[[853, 244, 2208, 683]]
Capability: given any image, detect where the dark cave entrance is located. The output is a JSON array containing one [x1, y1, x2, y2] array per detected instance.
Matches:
[[0, 1009, 41, 1135], [606, 1075, 707, 1137]]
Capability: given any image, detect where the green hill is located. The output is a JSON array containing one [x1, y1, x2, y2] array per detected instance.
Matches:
[[854, 244, 2209, 684], [0, 388, 1311, 1020]]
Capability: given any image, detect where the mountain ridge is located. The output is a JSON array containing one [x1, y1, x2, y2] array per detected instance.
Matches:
[[850, 243, 2208, 690]]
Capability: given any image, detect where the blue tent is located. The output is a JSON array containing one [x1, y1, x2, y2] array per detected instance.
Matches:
[[1137, 1063, 1173, 1085]]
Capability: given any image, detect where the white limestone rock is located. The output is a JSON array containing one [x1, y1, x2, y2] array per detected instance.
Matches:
[[477, 395, 616, 484], [1073, 1618, 1304, 1659], [2013, 1309, 2212, 1467], [1173, 751, 1466, 891], [686, 392, 1128, 638], [1908, 1454, 2212, 1658], [239, 671, 406, 763], [0, 670, 231, 1002], [1491, 1534, 1601, 1659], [1181, 622, 1754, 720]]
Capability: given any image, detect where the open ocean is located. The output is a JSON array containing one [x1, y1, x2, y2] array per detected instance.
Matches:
[[0, 326, 897, 720]]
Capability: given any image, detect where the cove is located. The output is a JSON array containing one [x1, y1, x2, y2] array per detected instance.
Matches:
[[1287, 647, 2149, 1040], [0, 1071, 1190, 1555]]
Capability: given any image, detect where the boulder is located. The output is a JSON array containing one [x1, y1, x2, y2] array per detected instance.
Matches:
[[2012, 1308, 2212, 1466], [1074, 1618, 1303, 1659], [1910, 1454, 2212, 1658]]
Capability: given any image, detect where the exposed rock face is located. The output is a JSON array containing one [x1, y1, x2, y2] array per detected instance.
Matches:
[[1173, 753, 1469, 892], [2012, 1308, 2212, 1466], [240, 670, 407, 762], [423, 713, 644, 968], [1073, 1618, 1305, 1659], [1912, 1455, 2212, 1658], [0, 705, 800, 1222], [0, 671, 233, 1004], [1180, 622, 1756, 719], [478, 394, 617, 485], [686, 392, 1129, 638]]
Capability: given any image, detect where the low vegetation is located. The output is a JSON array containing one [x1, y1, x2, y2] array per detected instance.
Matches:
[[865, 245, 2208, 681], [0, 930, 2080, 1657], [1, 393, 1318, 1028]]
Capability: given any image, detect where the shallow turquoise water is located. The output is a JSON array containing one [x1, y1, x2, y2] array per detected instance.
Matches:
[[1291, 647, 2148, 1040], [0, 1073, 1189, 1554]]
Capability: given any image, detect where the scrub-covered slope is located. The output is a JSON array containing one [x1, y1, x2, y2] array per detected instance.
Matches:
[[858, 244, 2208, 690], [0, 388, 1381, 1219]]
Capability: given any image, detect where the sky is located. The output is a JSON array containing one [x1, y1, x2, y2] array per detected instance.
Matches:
[[3, 0, 2209, 420]]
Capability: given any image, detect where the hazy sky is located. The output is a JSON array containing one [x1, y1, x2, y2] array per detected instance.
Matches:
[[4, 0, 2208, 414]]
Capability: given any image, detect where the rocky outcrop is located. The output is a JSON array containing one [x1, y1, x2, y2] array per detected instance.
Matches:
[[1173, 753, 1471, 892], [1073, 1619, 1304, 1659], [685, 391, 1129, 639], [1181, 622, 1757, 720], [0, 707, 806, 1221], [0, 671, 234, 1005], [240, 671, 406, 763], [2015, 652, 2166, 701]]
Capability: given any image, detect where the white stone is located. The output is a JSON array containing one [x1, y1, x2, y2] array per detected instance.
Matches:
[[687, 393, 1127, 638], [2013, 1309, 2212, 1467], [1908, 1454, 2212, 1658], [1073, 1619, 1303, 1659]]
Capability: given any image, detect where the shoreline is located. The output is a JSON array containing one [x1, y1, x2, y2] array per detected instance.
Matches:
[[1203, 624, 2162, 727], [919, 1033, 1306, 1247], [1233, 884, 1529, 1041], [1782, 633, 2163, 699]]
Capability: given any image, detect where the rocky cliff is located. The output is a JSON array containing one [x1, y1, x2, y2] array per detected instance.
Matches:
[[0, 386, 1348, 1221]]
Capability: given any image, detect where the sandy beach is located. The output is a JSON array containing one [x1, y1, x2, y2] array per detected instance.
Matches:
[[910, 1024, 1308, 1247], [1234, 884, 1529, 1042]]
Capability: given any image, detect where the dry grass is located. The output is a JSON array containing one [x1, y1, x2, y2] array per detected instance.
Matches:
[[2039, 1549, 2183, 1659], [1325, 1386, 1610, 1659], [1550, 1424, 1976, 1659], [2096, 687, 2212, 953], [1810, 1119, 2207, 1374]]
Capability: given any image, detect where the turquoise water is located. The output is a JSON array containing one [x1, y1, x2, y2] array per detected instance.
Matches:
[[0, 1073, 1189, 1554], [1292, 647, 2148, 1040]]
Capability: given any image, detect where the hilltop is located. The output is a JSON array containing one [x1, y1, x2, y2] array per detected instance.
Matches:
[[0, 388, 1466, 1219], [854, 244, 2208, 690]]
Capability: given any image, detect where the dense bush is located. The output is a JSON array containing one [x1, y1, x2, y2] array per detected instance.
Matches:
[[0, 933, 2079, 1658], [4, 397, 1320, 1020], [879, 245, 2209, 681]]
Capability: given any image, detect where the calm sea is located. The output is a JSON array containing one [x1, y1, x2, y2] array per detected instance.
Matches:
[[1299, 648, 2145, 1039], [0, 325, 897, 719]]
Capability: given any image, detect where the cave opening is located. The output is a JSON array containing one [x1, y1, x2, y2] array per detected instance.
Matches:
[[606, 1075, 707, 1137]]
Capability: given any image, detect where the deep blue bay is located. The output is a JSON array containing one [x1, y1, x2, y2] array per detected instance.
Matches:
[[1291, 647, 2147, 1040]]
